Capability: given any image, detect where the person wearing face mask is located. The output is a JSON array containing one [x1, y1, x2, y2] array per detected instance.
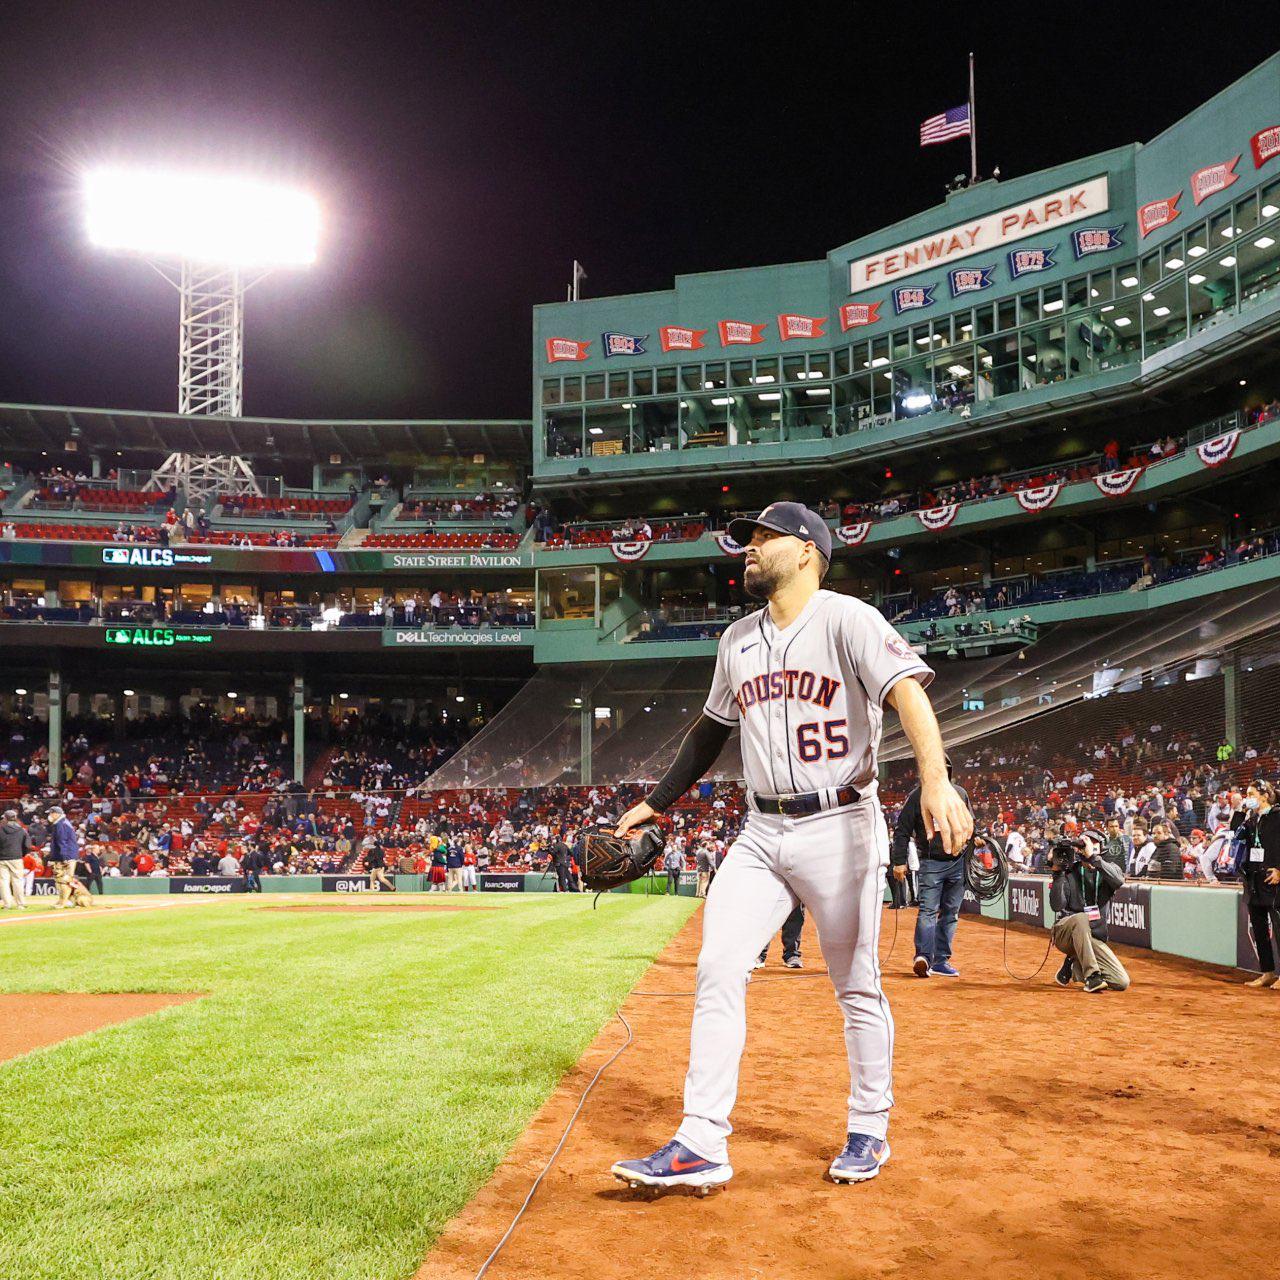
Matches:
[[1233, 781, 1280, 987]]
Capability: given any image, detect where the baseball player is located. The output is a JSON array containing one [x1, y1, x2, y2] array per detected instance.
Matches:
[[610, 502, 971, 1191]]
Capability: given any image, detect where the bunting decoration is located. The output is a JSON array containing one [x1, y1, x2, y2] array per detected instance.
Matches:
[[1195, 429, 1240, 468], [1252, 125, 1280, 169], [836, 522, 873, 546], [659, 325, 707, 353], [777, 313, 827, 340], [916, 504, 959, 531], [602, 332, 648, 357], [839, 301, 881, 330], [609, 539, 652, 563], [713, 531, 746, 556], [717, 320, 766, 346], [1014, 482, 1063, 513], [1138, 193, 1181, 238], [1093, 467, 1144, 497]]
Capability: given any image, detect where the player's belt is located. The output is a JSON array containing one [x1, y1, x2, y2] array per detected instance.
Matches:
[[751, 785, 861, 817]]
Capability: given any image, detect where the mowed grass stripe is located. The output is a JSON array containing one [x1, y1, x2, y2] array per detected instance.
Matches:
[[0, 893, 699, 1280]]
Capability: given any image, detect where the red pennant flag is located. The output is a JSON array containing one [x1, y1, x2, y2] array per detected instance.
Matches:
[[838, 301, 882, 331], [717, 319, 766, 347], [1190, 156, 1241, 205], [1138, 192, 1181, 238], [545, 337, 591, 363], [777, 313, 827, 341], [658, 325, 707, 353], [1252, 125, 1280, 170]]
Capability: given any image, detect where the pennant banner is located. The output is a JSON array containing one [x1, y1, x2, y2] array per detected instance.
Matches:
[[718, 319, 766, 347], [836, 521, 873, 546], [609, 540, 652, 563], [839, 301, 882, 330], [1190, 156, 1240, 205], [777, 313, 827, 341], [1252, 125, 1280, 169], [1196, 429, 1240, 468], [712, 531, 746, 557], [1007, 246, 1055, 278], [1014, 482, 1063, 513], [892, 284, 935, 314], [602, 332, 648, 357], [1071, 226, 1123, 259], [659, 325, 707, 353], [545, 337, 590, 363], [1093, 467, 1144, 497], [948, 265, 995, 297], [916, 504, 959, 531], [1138, 193, 1181, 238]]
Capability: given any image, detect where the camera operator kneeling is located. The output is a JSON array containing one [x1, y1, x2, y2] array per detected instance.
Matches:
[[1049, 835, 1130, 994]]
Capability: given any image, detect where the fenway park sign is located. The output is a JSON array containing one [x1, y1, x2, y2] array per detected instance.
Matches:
[[848, 175, 1110, 293]]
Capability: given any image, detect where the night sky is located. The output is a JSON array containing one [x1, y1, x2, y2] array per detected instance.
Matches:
[[0, 3, 1266, 421]]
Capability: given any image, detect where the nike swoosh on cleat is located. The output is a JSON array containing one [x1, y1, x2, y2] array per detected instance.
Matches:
[[669, 1155, 707, 1172]]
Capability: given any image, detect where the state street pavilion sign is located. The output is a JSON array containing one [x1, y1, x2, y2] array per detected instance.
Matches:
[[848, 175, 1109, 293]]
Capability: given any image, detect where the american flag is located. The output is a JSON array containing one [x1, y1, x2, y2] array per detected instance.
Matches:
[[920, 104, 971, 147]]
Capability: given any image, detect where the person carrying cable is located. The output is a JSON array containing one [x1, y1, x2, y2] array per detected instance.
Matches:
[[892, 756, 974, 978]]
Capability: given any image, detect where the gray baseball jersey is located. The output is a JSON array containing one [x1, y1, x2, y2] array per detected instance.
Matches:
[[702, 588, 933, 796]]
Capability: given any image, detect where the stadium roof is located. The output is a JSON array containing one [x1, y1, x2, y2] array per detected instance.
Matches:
[[0, 403, 532, 465]]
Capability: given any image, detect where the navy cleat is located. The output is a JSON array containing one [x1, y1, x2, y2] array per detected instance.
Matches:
[[929, 961, 960, 977], [828, 1133, 891, 1183], [611, 1139, 733, 1194]]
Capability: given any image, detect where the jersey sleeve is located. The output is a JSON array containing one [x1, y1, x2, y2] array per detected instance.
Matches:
[[843, 603, 934, 707], [701, 636, 740, 726]]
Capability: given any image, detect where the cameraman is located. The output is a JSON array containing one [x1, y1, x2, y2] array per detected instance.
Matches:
[[1049, 833, 1130, 994]]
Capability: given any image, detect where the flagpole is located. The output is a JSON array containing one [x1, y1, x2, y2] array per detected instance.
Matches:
[[968, 51, 978, 183]]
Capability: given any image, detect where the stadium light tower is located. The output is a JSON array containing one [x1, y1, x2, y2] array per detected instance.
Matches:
[[84, 167, 319, 499]]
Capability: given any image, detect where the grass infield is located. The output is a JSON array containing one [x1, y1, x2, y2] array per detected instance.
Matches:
[[0, 892, 699, 1280]]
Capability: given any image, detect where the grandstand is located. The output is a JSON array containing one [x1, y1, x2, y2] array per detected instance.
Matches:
[[0, 52, 1275, 899]]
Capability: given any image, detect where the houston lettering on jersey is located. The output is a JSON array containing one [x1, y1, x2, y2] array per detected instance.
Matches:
[[735, 669, 840, 715]]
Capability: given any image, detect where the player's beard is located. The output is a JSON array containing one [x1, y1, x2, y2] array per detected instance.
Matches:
[[744, 557, 790, 601]]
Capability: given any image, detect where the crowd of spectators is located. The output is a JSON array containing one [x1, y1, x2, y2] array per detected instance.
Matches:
[[397, 492, 521, 522]]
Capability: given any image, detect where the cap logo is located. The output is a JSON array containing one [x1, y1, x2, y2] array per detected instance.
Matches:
[[798, 524, 809, 534]]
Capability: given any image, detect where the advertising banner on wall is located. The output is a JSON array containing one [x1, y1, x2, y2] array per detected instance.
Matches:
[[480, 873, 525, 892], [1104, 884, 1152, 948], [1007, 876, 1045, 927], [168, 877, 246, 894], [321, 875, 373, 893]]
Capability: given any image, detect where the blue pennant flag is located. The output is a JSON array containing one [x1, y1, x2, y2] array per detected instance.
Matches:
[[891, 284, 936, 314], [1071, 226, 1124, 259], [602, 332, 648, 357], [1007, 246, 1056, 278], [948, 265, 995, 297]]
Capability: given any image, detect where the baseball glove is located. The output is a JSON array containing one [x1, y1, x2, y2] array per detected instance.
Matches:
[[579, 824, 665, 892]]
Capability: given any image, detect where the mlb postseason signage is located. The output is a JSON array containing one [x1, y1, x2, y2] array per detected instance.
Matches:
[[383, 628, 529, 648], [104, 627, 214, 647], [948, 264, 994, 297], [602, 332, 647, 357], [848, 176, 1109, 292], [1103, 884, 1152, 949], [1007, 876, 1045, 927], [102, 547, 213, 568], [169, 876, 245, 894]]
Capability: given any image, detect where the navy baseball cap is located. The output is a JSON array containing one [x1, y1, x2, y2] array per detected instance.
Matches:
[[728, 501, 832, 562]]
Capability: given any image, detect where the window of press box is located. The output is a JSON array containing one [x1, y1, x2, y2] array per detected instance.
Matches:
[[175, 583, 214, 610], [6, 578, 45, 602], [221, 584, 255, 607], [783, 354, 806, 383], [656, 367, 677, 394], [681, 366, 703, 392], [561, 377, 582, 404], [1089, 270, 1114, 303], [702, 362, 726, 390], [809, 352, 829, 378], [584, 374, 604, 401], [539, 567, 597, 621], [632, 369, 653, 395], [541, 379, 561, 406], [1238, 226, 1279, 306], [753, 356, 779, 385], [1234, 190, 1259, 237], [834, 347, 851, 376], [607, 372, 629, 399], [599, 568, 622, 610]]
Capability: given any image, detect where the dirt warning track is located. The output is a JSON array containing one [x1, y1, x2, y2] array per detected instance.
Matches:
[[419, 906, 1277, 1280]]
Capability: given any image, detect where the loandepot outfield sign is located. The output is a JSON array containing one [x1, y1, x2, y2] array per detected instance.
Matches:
[[104, 626, 214, 647], [848, 175, 1110, 292], [383, 628, 530, 647]]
